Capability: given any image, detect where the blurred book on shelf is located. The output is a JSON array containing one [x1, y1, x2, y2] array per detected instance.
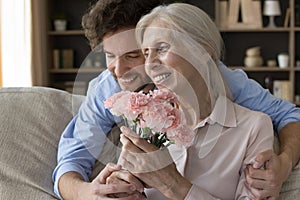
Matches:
[[62, 49, 74, 68], [53, 49, 60, 69], [227, 0, 262, 29], [273, 80, 292, 102], [52, 49, 74, 69], [218, 0, 228, 28], [296, 0, 300, 26]]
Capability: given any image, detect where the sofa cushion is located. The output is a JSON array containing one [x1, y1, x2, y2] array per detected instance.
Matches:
[[279, 162, 300, 199], [0, 87, 85, 199]]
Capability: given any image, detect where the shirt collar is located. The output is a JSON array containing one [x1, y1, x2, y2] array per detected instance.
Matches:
[[194, 96, 237, 129]]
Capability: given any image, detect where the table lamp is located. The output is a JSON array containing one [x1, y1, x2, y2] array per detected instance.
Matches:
[[263, 0, 281, 27]]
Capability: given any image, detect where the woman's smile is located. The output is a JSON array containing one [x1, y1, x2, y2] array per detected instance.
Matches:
[[153, 73, 171, 84]]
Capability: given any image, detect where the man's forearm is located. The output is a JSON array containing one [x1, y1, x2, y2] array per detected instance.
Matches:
[[58, 172, 87, 200], [278, 122, 300, 179]]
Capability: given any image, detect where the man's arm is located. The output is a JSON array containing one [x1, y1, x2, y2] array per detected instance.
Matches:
[[255, 121, 300, 184], [219, 62, 300, 132], [278, 122, 300, 177], [52, 70, 122, 198]]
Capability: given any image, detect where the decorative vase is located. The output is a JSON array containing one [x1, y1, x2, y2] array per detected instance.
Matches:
[[54, 20, 67, 31], [244, 56, 263, 67], [277, 53, 289, 68]]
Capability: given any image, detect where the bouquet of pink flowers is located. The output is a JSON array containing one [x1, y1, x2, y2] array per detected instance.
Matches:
[[104, 89, 195, 148]]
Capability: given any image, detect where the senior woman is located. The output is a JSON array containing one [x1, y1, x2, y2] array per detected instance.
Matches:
[[116, 3, 274, 200]]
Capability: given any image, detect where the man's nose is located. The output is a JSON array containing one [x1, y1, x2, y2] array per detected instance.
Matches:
[[112, 57, 130, 78]]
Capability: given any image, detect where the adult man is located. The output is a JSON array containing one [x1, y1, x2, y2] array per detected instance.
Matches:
[[52, 0, 300, 199]]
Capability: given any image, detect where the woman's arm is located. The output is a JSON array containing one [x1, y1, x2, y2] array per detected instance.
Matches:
[[235, 114, 274, 199]]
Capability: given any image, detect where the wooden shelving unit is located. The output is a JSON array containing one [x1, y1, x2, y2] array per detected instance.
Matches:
[[229, 66, 291, 72], [219, 27, 291, 32], [46, 0, 105, 94], [48, 30, 85, 36], [46, 0, 300, 104], [49, 68, 104, 74], [214, 0, 300, 105]]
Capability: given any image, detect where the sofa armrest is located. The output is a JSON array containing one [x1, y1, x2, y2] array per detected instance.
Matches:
[[0, 87, 84, 199]]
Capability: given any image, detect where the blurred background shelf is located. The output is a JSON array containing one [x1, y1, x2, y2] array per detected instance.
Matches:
[[46, 0, 300, 103], [49, 68, 105, 73], [48, 30, 85, 35]]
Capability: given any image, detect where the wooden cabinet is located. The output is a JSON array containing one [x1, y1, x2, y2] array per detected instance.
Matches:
[[47, 0, 104, 95], [46, 0, 300, 105], [210, 0, 299, 106]]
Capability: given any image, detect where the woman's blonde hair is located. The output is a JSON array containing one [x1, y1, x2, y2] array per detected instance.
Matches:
[[136, 3, 224, 61]]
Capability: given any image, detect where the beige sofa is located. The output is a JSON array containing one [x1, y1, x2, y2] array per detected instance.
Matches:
[[0, 87, 299, 199]]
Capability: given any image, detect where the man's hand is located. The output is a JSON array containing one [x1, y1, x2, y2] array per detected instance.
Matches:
[[245, 122, 300, 200], [244, 150, 291, 200], [58, 163, 145, 200]]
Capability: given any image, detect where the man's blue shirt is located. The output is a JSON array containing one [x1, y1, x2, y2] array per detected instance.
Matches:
[[218, 62, 300, 132]]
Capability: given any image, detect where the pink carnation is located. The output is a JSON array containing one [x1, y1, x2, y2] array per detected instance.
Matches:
[[104, 89, 195, 147], [139, 101, 174, 132], [167, 125, 195, 147], [104, 91, 131, 117], [128, 92, 150, 118], [104, 91, 130, 109], [151, 88, 179, 104]]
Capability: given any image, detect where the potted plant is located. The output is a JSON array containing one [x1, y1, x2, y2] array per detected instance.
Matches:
[[53, 13, 67, 31]]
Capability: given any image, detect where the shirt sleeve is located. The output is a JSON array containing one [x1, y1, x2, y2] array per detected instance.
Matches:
[[235, 113, 274, 199], [52, 70, 121, 198], [219, 61, 300, 132]]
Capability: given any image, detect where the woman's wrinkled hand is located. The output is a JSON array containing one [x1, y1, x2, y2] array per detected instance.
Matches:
[[119, 126, 192, 200]]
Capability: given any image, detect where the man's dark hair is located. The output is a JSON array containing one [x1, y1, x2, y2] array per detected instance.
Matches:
[[82, 0, 162, 49]]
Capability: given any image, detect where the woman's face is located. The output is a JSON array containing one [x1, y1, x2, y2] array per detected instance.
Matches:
[[141, 26, 196, 91], [141, 21, 212, 120]]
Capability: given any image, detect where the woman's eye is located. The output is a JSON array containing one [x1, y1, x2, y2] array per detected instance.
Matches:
[[126, 52, 142, 59], [157, 43, 170, 54], [127, 54, 139, 58], [106, 53, 115, 59]]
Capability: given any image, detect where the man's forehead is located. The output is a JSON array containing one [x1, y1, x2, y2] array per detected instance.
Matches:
[[103, 29, 139, 55]]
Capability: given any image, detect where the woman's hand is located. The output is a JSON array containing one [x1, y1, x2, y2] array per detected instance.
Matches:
[[105, 167, 146, 198], [119, 126, 192, 200]]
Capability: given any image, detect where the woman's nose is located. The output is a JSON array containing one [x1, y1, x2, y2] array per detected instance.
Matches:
[[145, 50, 160, 71]]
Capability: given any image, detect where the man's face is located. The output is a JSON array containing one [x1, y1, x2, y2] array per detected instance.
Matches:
[[103, 28, 151, 91]]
